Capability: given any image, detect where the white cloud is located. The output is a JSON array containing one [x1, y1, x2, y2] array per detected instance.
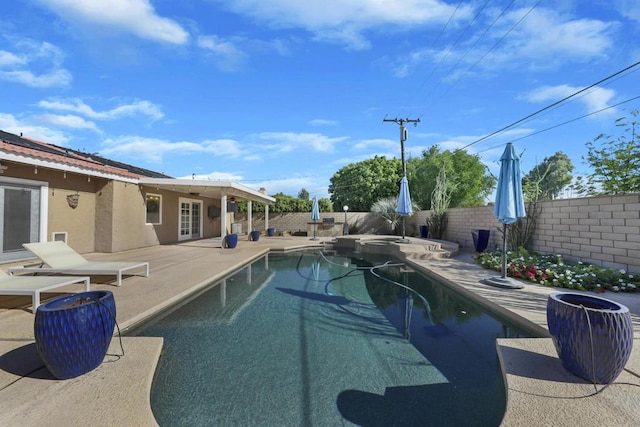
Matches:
[[36, 0, 189, 45], [37, 114, 101, 133], [256, 132, 348, 153], [197, 35, 248, 72], [616, 0, 640, 23], [499, 8, 618, 64], [307, 119, 338, 126], [0, 113, 70, 146], [37, 98, 164, 121], [352, 138, 397, 150], [245, 176, 320, 197], [0, 50, 25, 67], [389, 7, 618, 77], [214, 0, 473, 50], [0, 39, 71, 88], [100, 136, 246, 163], [523, 84, 616, 114]]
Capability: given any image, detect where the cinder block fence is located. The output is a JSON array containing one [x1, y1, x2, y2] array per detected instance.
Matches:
[[237, 193, 640, 273]]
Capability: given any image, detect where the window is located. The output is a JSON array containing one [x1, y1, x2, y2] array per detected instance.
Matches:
[[146, 194, 162, 224]]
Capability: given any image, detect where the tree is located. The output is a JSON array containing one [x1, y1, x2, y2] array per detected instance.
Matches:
[[575, 109, 640, 195], [522, 152, 574, 200], [408, 146, 494, 209], [329, 156, 402, 211], [297, 188, 309, 200]]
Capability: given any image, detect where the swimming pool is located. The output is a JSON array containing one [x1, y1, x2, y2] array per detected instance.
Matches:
[[132, 250, 536, 426]]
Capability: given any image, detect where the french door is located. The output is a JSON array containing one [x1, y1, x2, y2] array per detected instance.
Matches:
[[178, 198, 202, 241]]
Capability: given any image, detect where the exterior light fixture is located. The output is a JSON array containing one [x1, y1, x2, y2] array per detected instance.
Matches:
[[343, 205, 349, 235]]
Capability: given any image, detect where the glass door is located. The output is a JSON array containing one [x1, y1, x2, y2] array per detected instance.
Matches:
[[178, 198, 202, 241], [0, 180, 44, 262]]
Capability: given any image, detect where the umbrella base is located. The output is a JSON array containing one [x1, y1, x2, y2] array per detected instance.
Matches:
[[483, 276, 524, 289], [395, 238, 411, 244]]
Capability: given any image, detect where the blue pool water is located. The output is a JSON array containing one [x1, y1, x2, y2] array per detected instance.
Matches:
[[132, 250, 536, 426]]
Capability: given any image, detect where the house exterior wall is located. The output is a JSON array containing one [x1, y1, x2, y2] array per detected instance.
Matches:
[[3, 163, 98, 253], [47, 173, 98, 253], [138, 186, 223, 246]]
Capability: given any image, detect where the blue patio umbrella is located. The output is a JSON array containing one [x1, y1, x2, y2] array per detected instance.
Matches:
[[396, 176, 413, 240], [488, 143, 526, 287], [311, 197, 320, 240]]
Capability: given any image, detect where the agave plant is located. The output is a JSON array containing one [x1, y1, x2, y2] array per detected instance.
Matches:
[[370, 196, 420, 234]]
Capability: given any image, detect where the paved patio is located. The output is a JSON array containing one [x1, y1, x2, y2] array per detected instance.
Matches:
[[0, 235, 638, 426]]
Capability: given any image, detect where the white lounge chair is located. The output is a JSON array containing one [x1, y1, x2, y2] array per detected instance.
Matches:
[[9, 241, 149, 287], [0, 269, 90, 311]]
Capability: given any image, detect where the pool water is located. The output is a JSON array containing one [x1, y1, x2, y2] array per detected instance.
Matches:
[[132, 250, 535, 426]]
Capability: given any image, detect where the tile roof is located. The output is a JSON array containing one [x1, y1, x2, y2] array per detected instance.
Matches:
[[0, 130, 171, 179]]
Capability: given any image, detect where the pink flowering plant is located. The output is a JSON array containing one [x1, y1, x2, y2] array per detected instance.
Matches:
[[474, 248, 639, 293]]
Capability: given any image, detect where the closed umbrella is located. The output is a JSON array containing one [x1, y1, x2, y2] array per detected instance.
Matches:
[[396, 176, 413, 241], [486, 143, 526, 289], [311, 197, 320, 240]]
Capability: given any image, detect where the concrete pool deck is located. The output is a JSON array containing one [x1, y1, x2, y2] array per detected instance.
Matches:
[[0, 235, 638, 426]]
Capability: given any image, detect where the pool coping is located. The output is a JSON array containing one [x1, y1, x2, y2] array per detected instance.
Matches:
[[0, 235, 638, 426]]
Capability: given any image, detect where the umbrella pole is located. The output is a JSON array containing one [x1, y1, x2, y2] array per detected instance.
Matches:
[[402, 217, 406, 240], [501, 223, 507, 279]]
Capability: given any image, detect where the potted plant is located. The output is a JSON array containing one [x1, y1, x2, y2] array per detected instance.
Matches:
[[546, 292, 633, 384], [34, 290, 116, 380]]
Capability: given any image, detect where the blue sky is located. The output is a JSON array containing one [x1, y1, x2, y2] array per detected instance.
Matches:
[[1, 1, 639, 200]]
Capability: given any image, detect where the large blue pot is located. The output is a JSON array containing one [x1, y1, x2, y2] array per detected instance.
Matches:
[[34, 290, 116, 380], [224, 233, 238, 248], [250, 230, 260, 241], [547, 292, 633, 384]]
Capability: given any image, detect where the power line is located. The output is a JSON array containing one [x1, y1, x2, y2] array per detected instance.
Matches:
[[430, 0, 518, 101], [442, 0, 543, 98], [472, 94, 640, 156], [457, 59, 640, 151], [418, 0, 492, 97]]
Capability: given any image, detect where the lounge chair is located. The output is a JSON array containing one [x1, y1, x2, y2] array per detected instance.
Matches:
[[9, 241, 149, 287], [0, 269, 90, 311]]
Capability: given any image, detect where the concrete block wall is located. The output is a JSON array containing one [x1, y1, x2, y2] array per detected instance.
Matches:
[[412, 206, 503, 252], [237, 193, 640, 272], [235, 212, 368, 235], [530, 194, 640, 273], [412, 193, 640, 273]]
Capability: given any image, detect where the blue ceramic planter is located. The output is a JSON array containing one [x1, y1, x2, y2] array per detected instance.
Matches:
[[224, 233, 238, 248], [250, 230, 260, 241], [546, 292, 633, 384], [34, 290, 116, 380], [267, 228, 276, 237]]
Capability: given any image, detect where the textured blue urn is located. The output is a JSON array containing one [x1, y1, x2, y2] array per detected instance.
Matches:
[[34, 291, 116, 380], [250, 230, 260, 241], [224, 233, 238, 248], [546, 292, 633, 384], [267, 227, 276, 237]]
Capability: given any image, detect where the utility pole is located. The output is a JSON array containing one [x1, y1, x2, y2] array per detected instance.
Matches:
[[383, 117, 420, 176], [384, 117, 420, 241]]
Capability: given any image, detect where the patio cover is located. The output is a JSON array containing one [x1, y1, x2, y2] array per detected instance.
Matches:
[[138, 178, 276, 241]]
